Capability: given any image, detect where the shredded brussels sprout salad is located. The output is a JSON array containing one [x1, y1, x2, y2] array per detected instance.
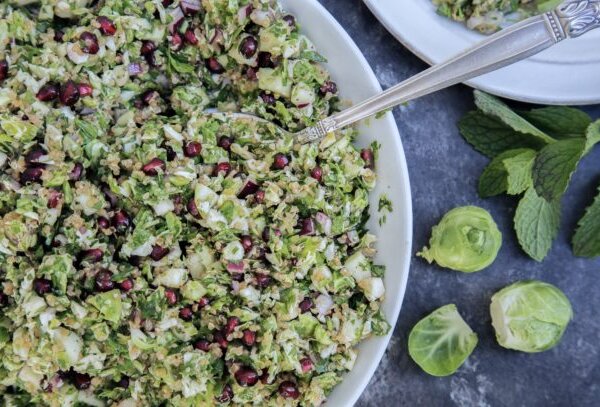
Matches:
[[433, 0, 563, 33], [0, 0, 391, 405]]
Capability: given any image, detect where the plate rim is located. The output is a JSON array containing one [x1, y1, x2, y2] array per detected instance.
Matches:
[[363, 0, 600, 106]]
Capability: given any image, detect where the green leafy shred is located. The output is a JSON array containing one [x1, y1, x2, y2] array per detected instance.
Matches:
[[573, 185, 600, 258]]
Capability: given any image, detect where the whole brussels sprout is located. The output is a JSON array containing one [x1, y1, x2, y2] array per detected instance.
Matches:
[[418, 206, 502, 272], [408, 304, 478, 377], [490, 280, 572, 353]]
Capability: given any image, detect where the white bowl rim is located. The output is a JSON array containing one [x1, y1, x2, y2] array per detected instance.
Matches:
[[280, 0, 413, 404]]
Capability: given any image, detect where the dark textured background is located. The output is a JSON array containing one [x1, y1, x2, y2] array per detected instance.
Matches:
[[313, 1, 600, 406]]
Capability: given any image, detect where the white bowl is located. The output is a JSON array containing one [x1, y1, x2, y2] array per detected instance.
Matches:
[[280, 0, 413, 404]]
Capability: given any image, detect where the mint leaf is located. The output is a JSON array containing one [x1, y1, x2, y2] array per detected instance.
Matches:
[[503, 149, 536, 195], [573, 185, 600, 258], [521, 106, 591, 139], [478, 148, 534, 198], [585, 119, 600, 154], [532, 138, 586, 202], [515, 188, 561, 261], [474, 91, 554, 143], [459, 111, 544, 158]]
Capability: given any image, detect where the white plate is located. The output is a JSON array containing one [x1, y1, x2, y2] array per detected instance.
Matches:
[[281, 0, 412, 404], [364, 0, 600, 105]]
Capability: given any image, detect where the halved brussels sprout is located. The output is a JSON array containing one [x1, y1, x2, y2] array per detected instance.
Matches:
[[490, 280, 572, 353], [408, 304, 478, 376], [418, 206, 502, 272]]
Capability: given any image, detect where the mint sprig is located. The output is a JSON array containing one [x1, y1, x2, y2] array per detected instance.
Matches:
[[459, 91, 600, 261]]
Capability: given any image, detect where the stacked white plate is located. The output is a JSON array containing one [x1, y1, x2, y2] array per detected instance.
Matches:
[[364, 0, 600, 105]]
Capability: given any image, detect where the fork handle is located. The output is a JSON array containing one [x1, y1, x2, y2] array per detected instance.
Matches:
[[297, 0, 600, 144]]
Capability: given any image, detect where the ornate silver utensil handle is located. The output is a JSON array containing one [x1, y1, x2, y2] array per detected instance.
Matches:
[[297, 0, 600, 144]]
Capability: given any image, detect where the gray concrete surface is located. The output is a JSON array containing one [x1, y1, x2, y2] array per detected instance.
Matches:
[[314, 1, 600, 406]]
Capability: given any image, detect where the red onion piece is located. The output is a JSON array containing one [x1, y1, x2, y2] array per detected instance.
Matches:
[[227, 261, 245, 273], [128, 62, 143, 76], [181, 0, 201, 14], [168, 7, 185, 33]]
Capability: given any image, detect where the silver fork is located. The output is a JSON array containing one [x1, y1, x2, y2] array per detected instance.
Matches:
[[212, 0, 600, 143]]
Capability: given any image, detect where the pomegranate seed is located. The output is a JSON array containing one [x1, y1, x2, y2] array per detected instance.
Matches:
[[255, 273, 272, 288], [162, 0, 172, 5], [254, 190, 265, 204], [319, 81, 338, 96], [272, 153, 289, 169], [0, 292, 8, 307], [69, 162, 84, 181], [235, 367, 259, 387], [262, 227, 271, 243], [225, 316, 239, 335], [59, 80, 80, 106], [360, 148, 374, 169], [198, 297, 210, 308], [95, 270, 114, 292], [245, 66, 257, 81], [54, 30, 65, 42], [231, 272, 244, 282], [97, 16, 116, 36], [140, 40, 156, 55], [310, 166, 323, 182], [242, 330, 256, 346], [101, 184, 118, 208], [258, 52, 276, 68], [184, 28, 198, 45], [186, 199, 200, 219], [205, 57, 225, 74], [238, 180, 259, 199], [150, 245, 169, 261], [25, 146, 47, 165], [179, 307, 193, 321], [184, 141, 202, 158], [80, 32, 99, 54], [20, 167, 43, 184], [240, 235, 253, 253], [72, 372, 92, 390], [0, 60, 8, 82], [37, 83, 59, 102], [128, 256, 142, 267], [217, 136, 233, 151], [77, 83, 93, 97], [278, 381, 300, 399], [111, 210, 131, 231], [214, 331, 228, 348], [300, 357, 314, 373], [260, 91, 276, 105], [164, 145, 177, 161], [47, 190, 62, 209], [119, 278, 134, 292], [171, 33, 183, 51], [282, 15, 297, 28], [164, 289, 178, 305], [299, 218, 315, 236], [216, 384, 234, 403], [142, 157, 166, 176], [97, 216, 110, 229], [193, 339, 211, 352], [141, 90, 159, 106], [33, 278, 52, 295], [239, 36, 258, 58], [116, 376, 129, 388], [213, 162, 231, 176], [80, 248, 103, 263], [299, 297, 313, 313]]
